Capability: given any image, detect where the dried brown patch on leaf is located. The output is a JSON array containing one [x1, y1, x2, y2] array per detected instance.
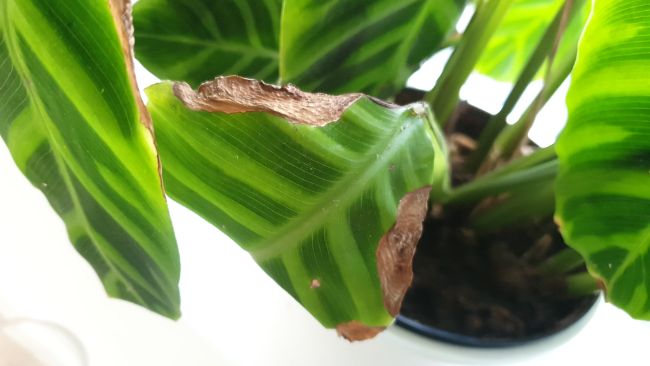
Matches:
[[335, 188, 430, 343], [173, 76, 366, 126], [377, 186, 431, 316], [336, 321, 385, 342]]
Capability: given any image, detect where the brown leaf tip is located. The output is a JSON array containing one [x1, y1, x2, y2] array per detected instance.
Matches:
[[376, 186, 431, 317], [173, 76, 364, 126], [336, 321, 385, 342]]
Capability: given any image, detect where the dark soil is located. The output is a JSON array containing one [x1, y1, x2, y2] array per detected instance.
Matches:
[[398, 99, 597, 343], [400, 211, 596, 342]]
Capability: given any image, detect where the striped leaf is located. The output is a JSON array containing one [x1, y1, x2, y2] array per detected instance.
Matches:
[[280, 0, 466, 97], [0, 0, 180, 317], [146, 77, 446, 339], [556, 0, 650, 319], [133, 0, 281, 87]]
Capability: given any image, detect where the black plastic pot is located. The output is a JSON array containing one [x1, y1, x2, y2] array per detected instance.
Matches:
[[393, 95, 601, 348], [396, 293, 599, 348]]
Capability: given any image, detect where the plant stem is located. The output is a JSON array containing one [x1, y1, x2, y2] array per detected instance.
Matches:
[[440, 32, 462, 49], [469, 2, 573, 171], [565, 272, 600, 297], [445, 159, 557, 205], [428, 108, 452, 201], [425, 0, 515, 126], [487, 145, 556, 179], [487, 49, 576, 165], [470, 177, 555, 232], [539, 247, 585, 275], [478, 1, 580, 172]]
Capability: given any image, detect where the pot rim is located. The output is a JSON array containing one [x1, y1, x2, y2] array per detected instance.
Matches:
[[385, 294, 602, 364], [396, 292, 599, 348]]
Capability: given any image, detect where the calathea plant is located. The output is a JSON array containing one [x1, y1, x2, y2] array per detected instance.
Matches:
[[0, 0, 647, 343]]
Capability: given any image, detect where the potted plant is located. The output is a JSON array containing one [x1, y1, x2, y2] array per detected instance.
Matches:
[[0, 0, 647, 358]]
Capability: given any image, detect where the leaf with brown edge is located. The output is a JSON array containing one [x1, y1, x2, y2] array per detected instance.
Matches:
[[0, 0, 180, 317], [173, 76, 363, 126], [109, 0, 153, 131], [146, 77, 448, 337], [338, 186, 431, 341], [377, 186, 431, 317]]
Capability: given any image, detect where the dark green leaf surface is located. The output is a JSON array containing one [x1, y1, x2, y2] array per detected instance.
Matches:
[[0, 0, 180, 317], [556, 0, 650, 319], [133, 0, 281, 87], [147, 78, 445, 332], [280, 0, 465, 97]]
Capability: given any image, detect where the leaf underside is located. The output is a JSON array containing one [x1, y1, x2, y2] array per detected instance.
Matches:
[[146, 78, 445, 332], [556, 0, 650, 319], [280, 0, 466, 97], [133, 0, 281, 87], [0, 0, 180, 317]]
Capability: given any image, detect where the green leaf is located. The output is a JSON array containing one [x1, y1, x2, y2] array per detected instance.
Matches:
[[556, 0, 650, 319], [0, 0, 180, 318], [133, 0, 281, 87], [146, 77, 446, 338], [475, 0, 589, 82], [280, 0, 466, 97]]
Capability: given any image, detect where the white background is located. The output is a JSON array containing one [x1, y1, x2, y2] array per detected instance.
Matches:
[[1, 3, 650, 365]]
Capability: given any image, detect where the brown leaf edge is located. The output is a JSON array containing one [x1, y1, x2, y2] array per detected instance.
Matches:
[[173, 76, 396, 126], [107, 0, 150, 131], [338, 187, 431, 342], [171, 75, 430, 340], [107, 0, 165, 192]]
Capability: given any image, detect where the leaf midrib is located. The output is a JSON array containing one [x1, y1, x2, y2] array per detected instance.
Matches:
[[250, 103, 426, 261]]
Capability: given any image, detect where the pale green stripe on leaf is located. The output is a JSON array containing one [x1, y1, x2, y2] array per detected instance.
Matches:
[[146, 81, 445, 329], [133, 0, 282, 86], [556, 0, 650, 319], [0, 0, 180, 318], [280, 0, 465, 97], [475, 0, 589, 82]]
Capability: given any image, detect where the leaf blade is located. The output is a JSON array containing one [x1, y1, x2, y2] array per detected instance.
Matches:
[[556, 0, 650, 319], [280, 0, 466, 97], [133, 0, 281, 86], [146, 78, 445, 336], [0, 0, 180, 318], [475, 0, 589, 82]]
